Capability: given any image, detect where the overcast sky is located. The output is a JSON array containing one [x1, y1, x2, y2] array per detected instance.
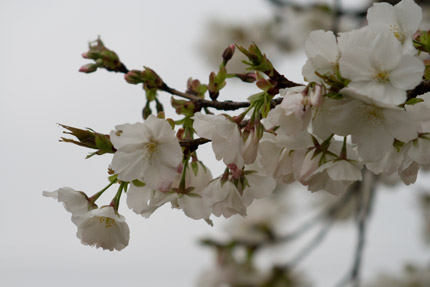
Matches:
[[0, 1, 428, 286]]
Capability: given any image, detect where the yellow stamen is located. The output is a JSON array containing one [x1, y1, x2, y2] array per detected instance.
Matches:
[[374, 70, 390, 83], [98, 216, 116, 228], [142, 138, 159, 159], [364, 105, 384, 127], [390, 24, 406, 44]]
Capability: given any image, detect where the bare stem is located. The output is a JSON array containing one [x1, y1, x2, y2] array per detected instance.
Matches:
[[335, 170, 376, 287]]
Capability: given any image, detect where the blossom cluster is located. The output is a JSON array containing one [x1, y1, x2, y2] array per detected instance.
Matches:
[[45, 0, 430, 251]]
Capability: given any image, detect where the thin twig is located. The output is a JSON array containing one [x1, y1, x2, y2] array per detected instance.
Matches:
[[279, 183, 358, 242], [162, 84, 252, 111], [335, 170, 376, 287], [287, 219, 335, 269]]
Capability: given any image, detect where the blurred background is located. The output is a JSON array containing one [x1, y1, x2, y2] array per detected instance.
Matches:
[[0, 0, 429, 286]]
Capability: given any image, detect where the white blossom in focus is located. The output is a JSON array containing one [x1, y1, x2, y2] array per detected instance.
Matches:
[[266, 87, 311, 135], [339, 28, 424, 107], [43, 187, 95, 225], [239, 172, 276, 207], [77, 206, 130, 251], [193, 112, 244, 169], [170, 162, 214, 220], [302, 30, 339, 84], [126, 184, 175, 218], [242, 128, 260, 165], [367, 0, 422, 55], [202, 179, 246, 218], [326, 99, 421, 162], [110, 115, 182, 191], [304, 159, 363, 195], [258, 132, 312, 184]]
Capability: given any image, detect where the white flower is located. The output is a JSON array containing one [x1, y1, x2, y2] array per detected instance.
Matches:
[[339, 28, 424, 107], [110, 115, 182, 191], [242, 128, 259, 165], [326, 98, 421, 161], [302, 30, 339, 84], [366, 145, 405, 176], [77, 206, 130, 251], [407, 135, 430, 165], [239, 172, 276, 206], [304, 159, 363, 195], [202, 179, 246, 218], [405, 92, 430, 132], [193, 112, 244, 169], [367, 0, 422, 55], [126, 184, 175, 218], [266, 87, 311, 135], [43, 187, 94, 225], [170, 162, 214, 220], [258, 131, 313, 184]]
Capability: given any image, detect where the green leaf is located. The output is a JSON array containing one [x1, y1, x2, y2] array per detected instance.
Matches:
[[132, 179, 146, 187], [326, 92, 343, 99], [405, 97, 424, 105], [108, 174, 118, 183]]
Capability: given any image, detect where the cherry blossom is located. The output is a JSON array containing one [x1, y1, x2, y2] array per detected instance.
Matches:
[[110, 115, 182, 191], [202, 179, 246, 218], [367, 0, 422, 54], [193, 112, 244, 169], [339, 28, 424, 107], [302, 30, 339, 84], [43, 187, 95, 225], [77, 206, 130, 251], [126, 184, 175, 218]]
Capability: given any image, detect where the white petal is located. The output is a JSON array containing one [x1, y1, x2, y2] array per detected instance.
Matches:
[[367, 2, 397, 27], [395, 0, 422, 35], [77, 206, 130, 251], [305, 30, 338, 62], [389, 55, 424, 90]]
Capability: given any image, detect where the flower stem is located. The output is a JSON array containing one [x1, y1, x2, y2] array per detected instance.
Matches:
[[89, 179, 117, 204], [110, 182, 126, 211]]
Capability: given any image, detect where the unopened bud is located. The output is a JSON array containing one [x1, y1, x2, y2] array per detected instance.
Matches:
[[124, 70, 143, 84], [413, 30, 421, 41], [256, 78, 271, 91], [222, 44, 235, 64], [142, 104, 152, 119], [142, 67, 163, 88], [235, 72, 257, 83], [79, 63, 98, 73], [309, 84, 325, 107]]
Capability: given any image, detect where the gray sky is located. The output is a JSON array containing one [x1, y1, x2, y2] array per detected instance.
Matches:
[[0, 0, 428, 286]]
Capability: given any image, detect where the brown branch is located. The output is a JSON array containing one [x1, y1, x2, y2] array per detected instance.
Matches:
[[179, 138, 211, 148], [407, 80, 430, 100], [162, 83, 251, 111], [112, 57, 300, 111]]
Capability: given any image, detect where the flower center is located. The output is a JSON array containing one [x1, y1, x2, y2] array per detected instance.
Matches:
[[374, 69, 390, 83], [364, 104, 384, 127], [98, 216, 116, 228], [390, 24, 405, 44], [142, 138, 159, 159]]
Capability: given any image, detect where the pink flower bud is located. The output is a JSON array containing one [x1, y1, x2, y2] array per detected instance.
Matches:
[[124, 70, 143, 84], [79, 63, 97, 73], [235, 72, 257, 83], [309, 84, 325, 107], [222, 44, 235, 63]]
